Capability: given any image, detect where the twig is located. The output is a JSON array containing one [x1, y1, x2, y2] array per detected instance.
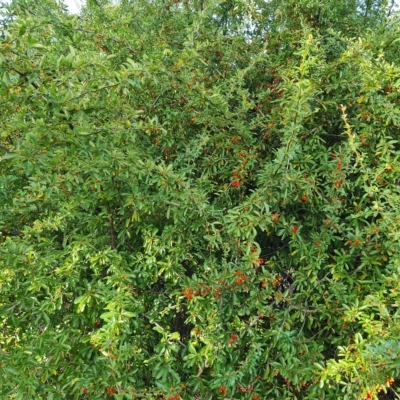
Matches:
[[164, 200, 182, 208], [196, 363, 203, 378], [195, 355, 209, 378], [10, 66, 39, 89], [69, 83, 121, 102], [289, 305, 345, 313], [390, 387, 400, 399], [297, 316, 307, 338], [318, 271, 331, 284], [107, 205, 117, 250], [151, 93, 162, 108], [6, 301, 21, 312]]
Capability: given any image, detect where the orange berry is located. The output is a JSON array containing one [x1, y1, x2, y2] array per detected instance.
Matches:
[[231, 179, 240, 187]]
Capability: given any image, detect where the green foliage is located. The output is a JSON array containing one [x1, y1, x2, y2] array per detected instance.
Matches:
[[1, 0, 400, 398]]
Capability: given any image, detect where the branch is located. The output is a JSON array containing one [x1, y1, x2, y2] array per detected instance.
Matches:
[[5, 301, 20, 312], [0, 229, 22, 237], [107, 205, 117, 250], [10, 65, 39, 89], [390, 387, 400, 400], [289, 305, 345, 313], [72, 83, 120, 100], [164, 200, 182, 208], [151, 93, 163, 108], [196, 363, 203, 378]]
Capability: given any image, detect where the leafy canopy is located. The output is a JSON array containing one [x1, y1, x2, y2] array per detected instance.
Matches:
[[1, 0, 400, 399]]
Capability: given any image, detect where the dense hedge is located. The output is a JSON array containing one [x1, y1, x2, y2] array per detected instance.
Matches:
[[1, 0, 400, 398]]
